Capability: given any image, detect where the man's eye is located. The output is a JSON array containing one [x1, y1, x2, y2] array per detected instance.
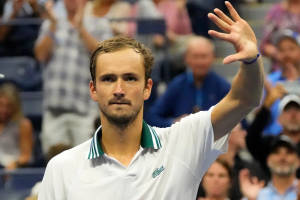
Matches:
[[125, 76, 137, 81], [101, 77, 115, 82]]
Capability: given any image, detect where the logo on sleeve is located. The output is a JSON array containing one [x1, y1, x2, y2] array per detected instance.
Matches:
[[152, 165, 165, 178]]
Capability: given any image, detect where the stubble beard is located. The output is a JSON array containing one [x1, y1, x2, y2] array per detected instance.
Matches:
[[100, 105, 142, 129], [268, 162, 298, 177]]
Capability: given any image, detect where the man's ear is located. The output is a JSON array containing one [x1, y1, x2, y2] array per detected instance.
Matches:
[[144, 78, 153, 100], [89, 81, 97, 102]]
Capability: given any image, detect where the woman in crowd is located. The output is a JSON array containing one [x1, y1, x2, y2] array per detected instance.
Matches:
[[0, 83, 33, 170], [198, 158, 232, 200]]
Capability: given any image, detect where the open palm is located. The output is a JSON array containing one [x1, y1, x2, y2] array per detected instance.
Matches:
[[208, 1, 258, 64]]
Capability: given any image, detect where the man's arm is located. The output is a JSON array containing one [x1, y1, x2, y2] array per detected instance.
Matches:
[[208, 1, 264, 140], [34, 1, 56, 62]]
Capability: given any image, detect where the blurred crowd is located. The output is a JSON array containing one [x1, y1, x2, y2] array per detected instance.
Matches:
[[0, 0, 300, 199]]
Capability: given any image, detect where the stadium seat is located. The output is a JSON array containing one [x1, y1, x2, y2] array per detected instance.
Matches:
[[0, 56, 42, 91]]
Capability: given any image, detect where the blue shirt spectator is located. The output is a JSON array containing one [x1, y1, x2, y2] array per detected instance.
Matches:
[[146, 36, 230, 127]]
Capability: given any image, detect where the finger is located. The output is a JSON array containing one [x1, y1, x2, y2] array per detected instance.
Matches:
[[214, 8, 234, 25], [208, 30, 231, 41], [208, 13, 231, 32], [225, 1, 241, 21]]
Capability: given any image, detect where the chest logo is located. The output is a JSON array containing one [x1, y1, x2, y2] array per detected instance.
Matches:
[[152, 165, 165, 178]]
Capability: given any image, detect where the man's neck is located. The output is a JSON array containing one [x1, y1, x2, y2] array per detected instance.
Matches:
[[193, 75, 205, 88], [100, 113, 143, 166], [272, 174, 296, 195], [283, 131, 300, 143]]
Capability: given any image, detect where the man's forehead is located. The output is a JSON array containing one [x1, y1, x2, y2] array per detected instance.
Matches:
[[95, 49, 144, 75]]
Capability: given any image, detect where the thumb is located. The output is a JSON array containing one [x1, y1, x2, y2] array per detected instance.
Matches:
[[223, 52, 244, 64]]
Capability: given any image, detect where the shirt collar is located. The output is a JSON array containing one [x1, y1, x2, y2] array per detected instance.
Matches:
[[268, 179, 298, 194], [87, 121, 162, 160]]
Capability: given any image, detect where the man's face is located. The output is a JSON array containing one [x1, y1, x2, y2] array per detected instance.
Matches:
[[279, 104, 300, 132], [185, 41, 214, 78], [267, 146, 299, 177], [90, 48, 152, 126], [278, 38, 300, 68]]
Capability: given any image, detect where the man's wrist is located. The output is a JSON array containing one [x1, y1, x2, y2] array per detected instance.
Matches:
[[243, 53, 260, 65]]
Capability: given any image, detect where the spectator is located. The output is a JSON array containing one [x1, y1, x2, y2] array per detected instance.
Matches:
[[0, 83, 33, 170], [145, 36, 230, 127], [240, 136, 299, 200], [0, 0, 42, 57], [197, 159, 232, 200], [247, 88, 300, 177], [130, 0, 192, 63], [34, 0, 112, 155], [84, 0, 131, 36], [264, 29, 300, 135], [260, 0, 300, 72]]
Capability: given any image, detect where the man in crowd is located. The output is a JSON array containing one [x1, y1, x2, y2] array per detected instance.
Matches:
[[34, 0, 112, 155], [247, 87, 300, 175], [240, 136, 299, 200], [146, 36, 230, 127], [264, 29, 300, 135], [38, 2, 264, 199]]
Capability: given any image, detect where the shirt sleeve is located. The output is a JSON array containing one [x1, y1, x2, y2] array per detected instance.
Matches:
[[165, 106, 229, 179], [38, 156, 66, 200]]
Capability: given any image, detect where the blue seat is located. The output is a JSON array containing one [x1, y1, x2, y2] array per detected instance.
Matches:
[[137, 19, 166, 35], [0, 56, 42, 91], [1, 168, 45, 191]]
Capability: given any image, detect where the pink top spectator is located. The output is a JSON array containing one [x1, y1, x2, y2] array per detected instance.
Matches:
[[157, 0, 192, 35], [260, 3, 300, 70]]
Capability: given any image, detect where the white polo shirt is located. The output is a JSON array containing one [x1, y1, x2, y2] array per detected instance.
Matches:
[[38, 107, 229, 200]]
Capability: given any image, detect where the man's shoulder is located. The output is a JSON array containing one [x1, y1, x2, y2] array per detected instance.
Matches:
[[48, 139, 92, 168]]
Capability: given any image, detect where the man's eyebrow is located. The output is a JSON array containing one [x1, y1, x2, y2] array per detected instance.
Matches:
[[123, 72, 138, 77], [99, 73, 116, 77]]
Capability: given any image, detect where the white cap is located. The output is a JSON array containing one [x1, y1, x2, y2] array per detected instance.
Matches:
[[279, 94, 300, 114]]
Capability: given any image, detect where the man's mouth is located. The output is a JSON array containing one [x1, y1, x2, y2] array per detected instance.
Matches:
[[109, 101, 131, 105]]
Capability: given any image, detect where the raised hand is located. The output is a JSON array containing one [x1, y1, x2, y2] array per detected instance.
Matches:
[[72, 0, 88, 30], [44, 0, 56, 24], [208, 1, 258, 64], [239, 169, 265, 200], [12, 0, 24, 15]]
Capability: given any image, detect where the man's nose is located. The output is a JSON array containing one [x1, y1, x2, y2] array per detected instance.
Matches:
[[113, 80, 125, 98]]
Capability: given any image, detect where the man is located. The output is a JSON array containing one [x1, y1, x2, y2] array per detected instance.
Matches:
[[247, 90, 300, 176], [263, 29, 300, 135], [38, 2, 264, 199], [34, 0, 112, 155], [240, 136, 299, 200], [146, 36, 230, 127]]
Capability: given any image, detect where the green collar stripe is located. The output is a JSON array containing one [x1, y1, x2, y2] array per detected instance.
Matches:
[[150, 126, 161, 148], [149, 125, 161, 149], [88, 122, 161, 160]]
